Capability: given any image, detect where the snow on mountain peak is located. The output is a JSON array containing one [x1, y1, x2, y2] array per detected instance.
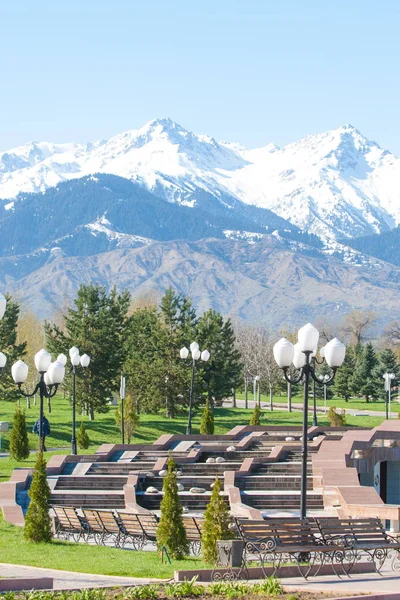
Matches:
[[0, 120, 400, 242]]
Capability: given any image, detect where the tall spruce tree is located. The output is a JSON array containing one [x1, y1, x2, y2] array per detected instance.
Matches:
[[196, 310, 242, 407], [0, 295, 26, 402], [201, 477, 234, 564], [156, 455, 189, 559], [352, 342, 380, 402], [333, 347, 355, 401], [9, 405, 30, 461], [24, 451, 52, 542], [45, 284, 131, 419], [200, 399, 214, 434]]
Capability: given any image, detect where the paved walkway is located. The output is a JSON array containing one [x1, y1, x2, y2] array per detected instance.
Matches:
[[0, 563, 166, 589], [279, 568, 400, 594], [228, 398, 398, 417]]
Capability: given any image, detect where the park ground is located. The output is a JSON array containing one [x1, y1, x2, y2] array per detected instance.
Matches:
[[0, 392, 392, 578]]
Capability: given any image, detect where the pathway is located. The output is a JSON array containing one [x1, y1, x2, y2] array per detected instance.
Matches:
[[0, 563, 166, 589]]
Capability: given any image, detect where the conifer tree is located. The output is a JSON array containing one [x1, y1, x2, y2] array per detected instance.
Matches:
[[249, 403, 261, 426], [156, 455, 189, 559], [24, 451, 52, 542], [200, 399, 214, 434], [0, 295, 26, 402], [45, 284, 131, 419], [77, 422, 90, 449], [333, 347, 355, 401], [9, 404, 30, 461], [352, 342, 380, 402], [115, 394, 140, 442], [201, 477, 234, 564]]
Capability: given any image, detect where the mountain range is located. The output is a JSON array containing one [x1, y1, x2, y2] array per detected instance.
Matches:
[[1, 118, 400, 327]]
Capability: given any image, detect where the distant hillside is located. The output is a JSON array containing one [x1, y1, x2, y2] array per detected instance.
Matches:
[[342, 227, 400, 266]]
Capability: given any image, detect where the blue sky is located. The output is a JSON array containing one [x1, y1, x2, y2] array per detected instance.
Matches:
[[2, 0, 400, 152]]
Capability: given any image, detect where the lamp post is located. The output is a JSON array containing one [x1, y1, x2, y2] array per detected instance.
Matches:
[[323, 373, 330, 414], [273, 324, 345, 519], [383, 372, 396, 420], [180, 342, 210, 435], [11, 350, 66, 451], [59, 347, 90, 455], [0, 293, 7, 377]]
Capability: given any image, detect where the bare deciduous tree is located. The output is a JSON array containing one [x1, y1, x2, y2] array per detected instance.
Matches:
[[340, 310, 375, 345]]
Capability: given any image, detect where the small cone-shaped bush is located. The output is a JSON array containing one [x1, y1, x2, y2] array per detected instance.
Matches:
[[24, 451, 52, 542], [201, 477, 234, 564], [77, 422, 90, 449], [200, 400, 214, 434], [156, 454, 189, 559], [249, 403, 261, 426], [9, 404, 30, 461]]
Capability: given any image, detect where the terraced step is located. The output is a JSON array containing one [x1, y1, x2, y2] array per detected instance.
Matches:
[[136, 491, 228, 512], [241, 492, 324, 510], [50, 491, 126, 509], [138, 476, 220, 492], [236, 475, 313, 491], [55, 476, 128, 491]]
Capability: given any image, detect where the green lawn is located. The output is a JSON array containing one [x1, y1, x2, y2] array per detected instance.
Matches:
[[0, 514, 204, 577], [236, 391, 399, 414]]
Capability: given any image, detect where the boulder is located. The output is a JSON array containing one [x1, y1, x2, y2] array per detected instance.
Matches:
[[216, 456, 226, 463], [226, 446, 236, 452], [206, 457, 215, 463], [190, 487, 206, 494], [183, 506, 189, 513], [159, 469, 167, 476], [285, 436, 295, 442], [145, 472, 154, 478], [176, 470, 183, 477], [177, 483, 184, 492], [146, 486, 158, 494]]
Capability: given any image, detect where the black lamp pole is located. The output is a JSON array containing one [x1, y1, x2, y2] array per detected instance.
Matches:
[[282, 354, 337, 519], [187, 358, 196, 435], [71, 365, 77, 455]]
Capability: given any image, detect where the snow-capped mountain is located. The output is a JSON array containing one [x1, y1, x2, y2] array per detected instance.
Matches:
[[2, 119, 400, 240]]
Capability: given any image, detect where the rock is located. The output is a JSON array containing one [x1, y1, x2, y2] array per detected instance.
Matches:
[[226, 446, 236, 452], [206, 457, 215, 463], [285, 436, 295, 441], [216, 456, 226, 463], [210, 482, 215, 489], [145, 472, 154, 478], [159, 469, 167, 476], [190, 487, 206, 494], [183, 506, 189, 513], [176, 470, 183, 477], [177, 483, 184, 492], [146, 486, 158, 494]]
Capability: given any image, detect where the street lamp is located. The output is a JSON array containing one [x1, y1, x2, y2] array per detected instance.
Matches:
[[64, 347, 91, 455], [180, 342, 210, 435], [383, 372, 396, 420], [273, 324, 345, 519], [11, 350, 66, 451]]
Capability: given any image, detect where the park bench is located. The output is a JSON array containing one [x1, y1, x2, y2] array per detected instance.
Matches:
[[235, 517, 350, 578], [316, 517, 400, 574], [182, 516, 204, 555], [52, 506, 89, 543], [116, 512, 159, 550], [81, 508, 122, 546]]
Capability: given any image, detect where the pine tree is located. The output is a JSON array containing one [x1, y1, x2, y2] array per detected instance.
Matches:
[[45, 284, 131, 419], [9, 405, 30, 461], [77, 422, 90, 449], [0, 295, 27, 403], [352, 343, 380, 402], [200, 400, 214, 434], [333, 347, 355, 401], [24, 451, 52, 542], [115, 394, 140, 443], [156, 455, 189, 559], [249, 403, 261, 426], [201, 477, 234, 564]]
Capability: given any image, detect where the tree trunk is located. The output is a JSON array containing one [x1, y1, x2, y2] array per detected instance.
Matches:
[[244, 377, 248, 409], [89, 404, 95, 421], [269, 384, 273, 411], [233, 388, 236, 408]]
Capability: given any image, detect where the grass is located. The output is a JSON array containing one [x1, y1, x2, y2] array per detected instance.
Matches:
[[0, 514, 205, 577], [0, 395, 384, 482], [236, 391, 400, 414]]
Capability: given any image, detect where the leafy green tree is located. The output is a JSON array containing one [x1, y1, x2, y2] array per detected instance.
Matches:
[[201, 477, 234, 564], [333, 347, 356, 401], [115, 394, 140, 443], [9, 405, 30, 460], [77, 422, 90, 449], [156, 455, 189, 559], [352, 343, 380, 402], [45, 284, 131, 419], [0, 295, 26, 403], [196, 310, 242, 407], [200, 400, 214, 434], [249, 403, 261, 426], [24, 451, 52, 542]]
